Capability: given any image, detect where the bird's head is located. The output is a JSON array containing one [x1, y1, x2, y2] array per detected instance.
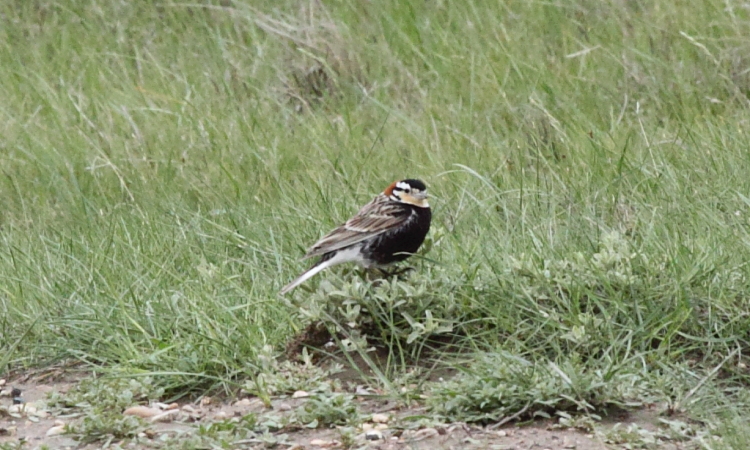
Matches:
[[385, 179, 429, 208]]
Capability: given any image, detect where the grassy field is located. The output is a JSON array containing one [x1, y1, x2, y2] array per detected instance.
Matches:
[[3, 0, 750, 447]]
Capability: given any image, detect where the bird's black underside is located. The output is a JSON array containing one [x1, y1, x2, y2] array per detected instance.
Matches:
[[364, 206, 431, 265], [317, 204, 431, 268]]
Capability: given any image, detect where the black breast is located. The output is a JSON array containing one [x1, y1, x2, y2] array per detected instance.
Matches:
[[365, 206, 432, 266]]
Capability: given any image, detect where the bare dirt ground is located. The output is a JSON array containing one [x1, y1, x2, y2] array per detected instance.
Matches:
[[0, 374, 688, 450]]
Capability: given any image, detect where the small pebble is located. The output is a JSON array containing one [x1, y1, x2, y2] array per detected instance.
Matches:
[[411, 428, 439, 441], [310, 438, 336, 447], [292, 390, 310, 398], [46, 425, 66, 437], [371, 413, 389, 423], [200, 396, 212, 406], [150, 409, 179, 423], [278, 403, 292, 411], [11, 388, 21, 397], [355, 385, 372, 395], [12, 397, 23, 405], [214, 411, 228, 420], [234, 398, 252, 407], [365, 430, 384, 441], [124, 406, 161, 418], [244, 398, 266, 409], [0, 379, 5, 387]]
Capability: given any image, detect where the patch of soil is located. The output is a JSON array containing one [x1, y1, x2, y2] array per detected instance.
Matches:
[[285, 321, 335, 359], [1, 374, 687, 450]]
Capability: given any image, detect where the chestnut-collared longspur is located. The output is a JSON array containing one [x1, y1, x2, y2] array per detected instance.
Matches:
[[281, 179, 432, 294]]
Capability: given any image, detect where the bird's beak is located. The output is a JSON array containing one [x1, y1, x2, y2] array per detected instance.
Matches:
[[401, 192, 429, 208]]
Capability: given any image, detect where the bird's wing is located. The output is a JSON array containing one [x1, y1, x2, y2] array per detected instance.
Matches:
[[304, 195, 410, 258]]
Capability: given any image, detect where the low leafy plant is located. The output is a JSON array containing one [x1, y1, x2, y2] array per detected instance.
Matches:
[[295, 393, 360, 428], [286, 265, 468, 355], [47, 376, 165, 410], [427, 351, 648, 423], [46, 376, 164, 443], [0, 442, 27, 450], [243, 346, 344, 400], [196, 413, 258, 438], [597, 420, 703, 449], [66, 412, 145, 444]]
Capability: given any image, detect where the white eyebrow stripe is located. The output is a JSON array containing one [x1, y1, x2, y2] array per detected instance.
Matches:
[[395, 181, 411, 190]]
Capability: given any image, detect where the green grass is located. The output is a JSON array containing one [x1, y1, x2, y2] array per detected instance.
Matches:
[[2, 0, 750, 446]]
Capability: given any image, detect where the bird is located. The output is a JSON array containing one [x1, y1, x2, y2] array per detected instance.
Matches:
[[281, 179, 432, 294]]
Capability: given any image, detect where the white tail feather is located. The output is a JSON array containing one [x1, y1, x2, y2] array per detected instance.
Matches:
[[280, 247, 364, 295], [280, 261, 331, 295]]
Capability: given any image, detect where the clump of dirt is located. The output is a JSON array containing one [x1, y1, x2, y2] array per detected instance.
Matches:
[[285, 321, 335, 359]]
